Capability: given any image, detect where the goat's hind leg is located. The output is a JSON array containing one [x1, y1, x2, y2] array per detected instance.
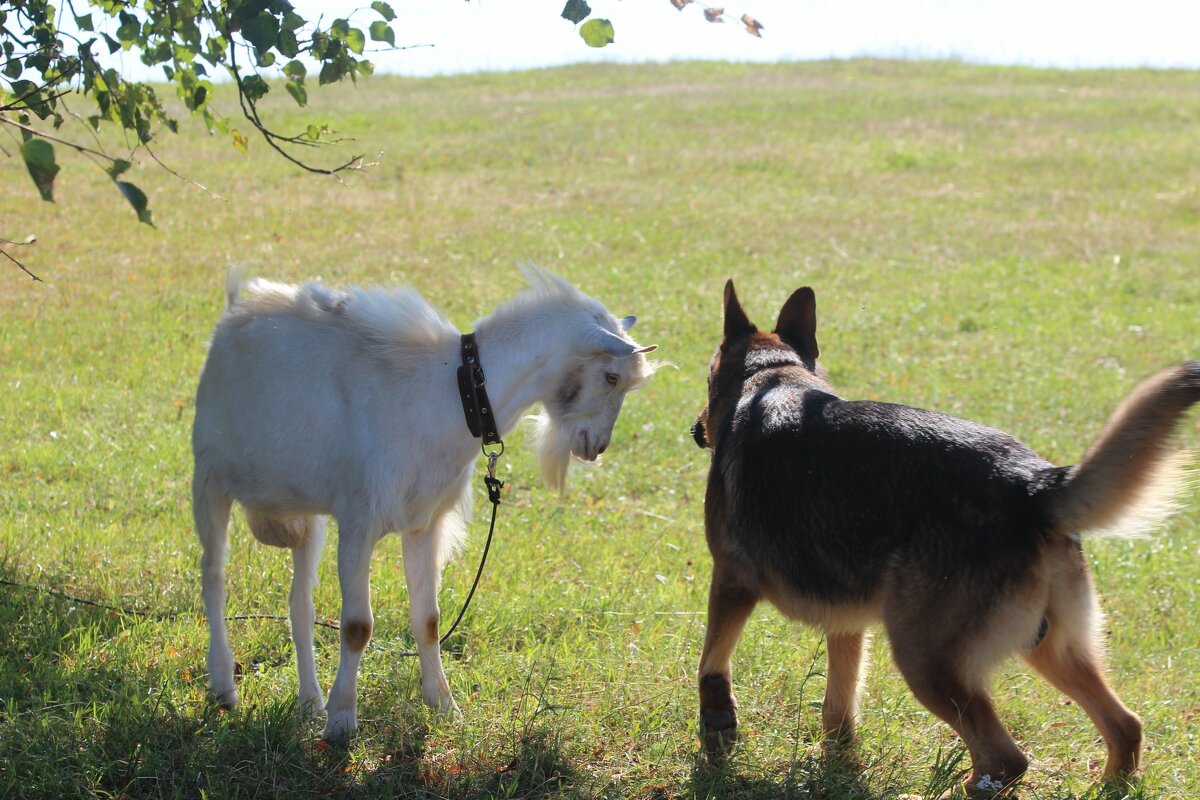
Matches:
[[290, 516, 327, 718], [323, 518, 377, 740], [402, 514, 460, 714], [194, 475, 237, 709]]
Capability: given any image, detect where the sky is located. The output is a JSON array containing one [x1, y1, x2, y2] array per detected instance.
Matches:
[[79, 0, 1200, 83], [314, 0, 1200, 75]]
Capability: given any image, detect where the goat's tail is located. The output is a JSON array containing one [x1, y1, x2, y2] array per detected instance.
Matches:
[[1045, 361, 1200, 538], [224, 265, 245, 311]]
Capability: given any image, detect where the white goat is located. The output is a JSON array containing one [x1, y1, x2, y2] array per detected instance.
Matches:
[[192, 266, 657, 739]]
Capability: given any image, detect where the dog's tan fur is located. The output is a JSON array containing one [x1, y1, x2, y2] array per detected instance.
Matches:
[[693, 281, 1198, 796]]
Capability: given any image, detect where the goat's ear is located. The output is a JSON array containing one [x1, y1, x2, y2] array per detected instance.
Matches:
[[619, 315, 637, 332], [774, 286, 819, 363], [589, 326, 657, 357], [723, 279, 755, 340]]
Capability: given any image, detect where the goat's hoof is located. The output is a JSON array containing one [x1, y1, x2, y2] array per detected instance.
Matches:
[[299, 698, 327, 720], [700, 709, 738, 762], [321, 713, 357, 741], [211, 690, 239, 712]]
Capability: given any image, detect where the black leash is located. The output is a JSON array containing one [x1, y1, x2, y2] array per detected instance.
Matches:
[[1, 333, 509, 657], [410, 331, 506, 650]]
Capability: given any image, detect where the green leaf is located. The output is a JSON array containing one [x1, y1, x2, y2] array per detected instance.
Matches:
[[318, 60, 344, 85], [116, 11, 140, 44], [75, 13, 94, 31], [371, 1, 396, 21], [561, 0, 592, 24], [281, 11, 305, 32], [241, 13, 279, 53], [115, 181, 154, 226], [330, 18, 350, 38], [20, 139, 59, 202], [107, 159, 132, 179], [285, 79, 307, 107], [277, 27, 299, 58], [283, 60, 307, 79], [343, 27, 365, 54], [369, 21, 394, 46], [579, 18, 614, 47], [191, 85, 207, 109], [240, 74, 269, 102], [3, 59, 21, 79]]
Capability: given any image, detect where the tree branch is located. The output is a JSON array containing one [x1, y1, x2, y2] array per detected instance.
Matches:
[[0, 113, 118, 162], [1, 247, 43, 282]]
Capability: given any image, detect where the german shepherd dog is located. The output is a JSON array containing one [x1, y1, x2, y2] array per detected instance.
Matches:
[[692, 281, 1199, 796]]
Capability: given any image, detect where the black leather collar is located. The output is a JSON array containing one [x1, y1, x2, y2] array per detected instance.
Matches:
[[457, 333, 502, 445]]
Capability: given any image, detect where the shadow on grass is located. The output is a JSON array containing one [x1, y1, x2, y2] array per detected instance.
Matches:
[[687, 746, 880, 800], [0, 560, 590, 798]]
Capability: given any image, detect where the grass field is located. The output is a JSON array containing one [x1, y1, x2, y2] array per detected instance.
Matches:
[[2, 59, 1199, 798]]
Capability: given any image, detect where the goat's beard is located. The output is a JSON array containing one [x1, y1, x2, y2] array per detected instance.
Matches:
[[531, 412, 573, 494]]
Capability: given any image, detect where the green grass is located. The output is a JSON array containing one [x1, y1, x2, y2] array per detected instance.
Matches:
[[2, 59, 1199, 798]]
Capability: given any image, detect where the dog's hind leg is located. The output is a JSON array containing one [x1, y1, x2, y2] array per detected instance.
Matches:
[[888, 616, 1028, 796], [822, 630, 869, 743], [1023, 640, 1141, 781], [1021, 553, 1142, 781], [698, 563, 759, 759]]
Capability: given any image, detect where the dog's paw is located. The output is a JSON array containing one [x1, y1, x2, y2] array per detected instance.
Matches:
[[936, 773, 1016, 800], [700, 708, 738, 761]]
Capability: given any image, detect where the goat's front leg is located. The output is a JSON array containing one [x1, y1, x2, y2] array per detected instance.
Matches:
[[402, 524, 457, 713], [323, 523, 375, 740]]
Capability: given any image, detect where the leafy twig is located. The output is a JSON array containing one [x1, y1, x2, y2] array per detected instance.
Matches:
[[223, 17, 363, 175]]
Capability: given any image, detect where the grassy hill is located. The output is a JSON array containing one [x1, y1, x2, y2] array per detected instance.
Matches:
[[1, 59, 1198, 798]]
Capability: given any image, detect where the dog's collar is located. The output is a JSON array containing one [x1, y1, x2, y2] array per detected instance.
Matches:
[[457, 333, 501, 446]]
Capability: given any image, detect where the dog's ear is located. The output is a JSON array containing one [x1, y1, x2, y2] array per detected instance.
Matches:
[[723, 280, 755, 340], [774, 287, 819, 363]]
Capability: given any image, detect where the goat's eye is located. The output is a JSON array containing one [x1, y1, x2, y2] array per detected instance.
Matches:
[[605, 372, 619, 386]]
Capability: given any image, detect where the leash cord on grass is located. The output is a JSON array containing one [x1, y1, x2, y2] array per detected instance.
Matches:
[[0, 486, 500, 655], [0, 577, 341, 629]]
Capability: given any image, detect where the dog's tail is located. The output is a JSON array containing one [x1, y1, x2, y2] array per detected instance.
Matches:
[[1046, 361, 1200, 538]]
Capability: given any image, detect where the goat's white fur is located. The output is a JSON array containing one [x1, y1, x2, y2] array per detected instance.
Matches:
[[192, 265, 657, 738]]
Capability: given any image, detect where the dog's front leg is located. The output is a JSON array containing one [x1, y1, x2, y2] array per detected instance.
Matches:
[[698, 564, 758, 760], [822, 630, 868, 744]]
